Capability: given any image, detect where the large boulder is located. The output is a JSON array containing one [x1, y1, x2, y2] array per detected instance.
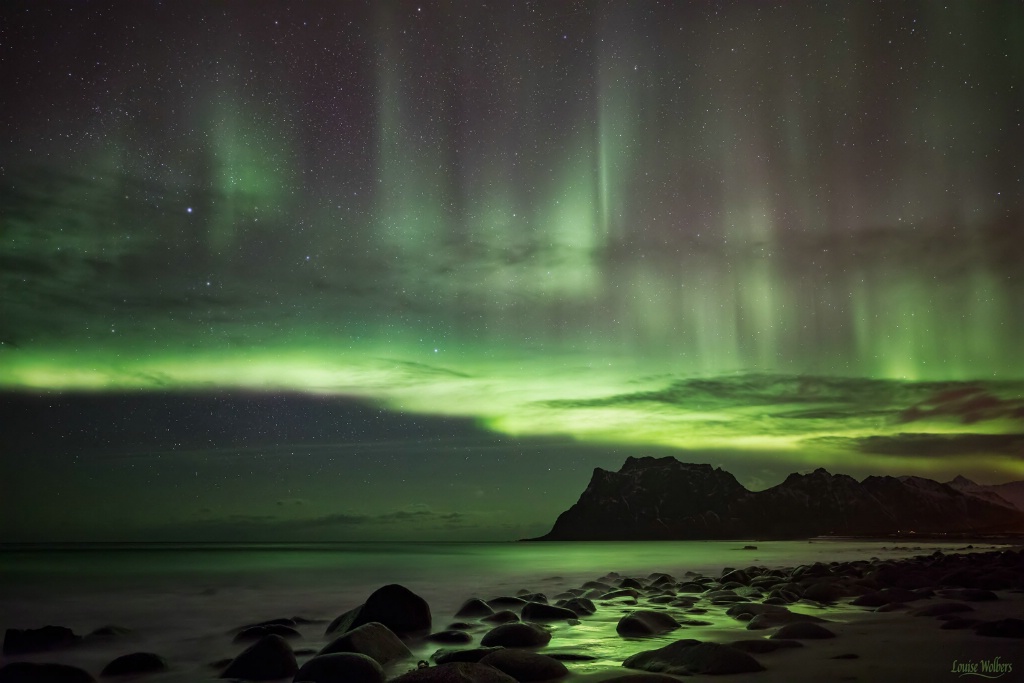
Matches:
[[233, 624, 301, 642], [520, 603, 577, 623], [623, 639, 764, 675], [746, 611, 829, 630], [319, 621, 411, 666], [293, 652, 385, 683], [100, 652, 168, 676], [0, 662, 95, 683], [390, 662, 518, 683], [3, 626, 81, 655], [480, 623, 551, 648], [479, 650, 569, 681], [616, 611, 680, 637], [326, 584, 431, 637], [455, 599, 494, 618], [219, 634, 297, 680]]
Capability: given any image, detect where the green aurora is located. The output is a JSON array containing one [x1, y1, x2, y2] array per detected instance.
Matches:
[[1, 1, 1022, 540]]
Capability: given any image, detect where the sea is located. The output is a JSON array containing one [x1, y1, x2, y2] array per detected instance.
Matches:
[[0, 540, 1007, 681]]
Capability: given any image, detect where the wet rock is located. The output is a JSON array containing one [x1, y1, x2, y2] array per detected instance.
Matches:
[[390, 662, 517, 683], [293, 652, 384, 683], [555, 598, 596, 616], [520, 603, 577, 623], [616, 611, 681, 637], [481, 623, 551, 648], [319, 621, 412, 666], [771, 622, 836, 639], [487, 597, 528, 610], [800, 582, 846, 603], [479, 649, 569, 681], [482, 611, 519, 625], [546, 653, 597, 662], [729, 638, 803, 654], [619, 578, 645, 590], [975, 618, 1024, 638], [742, 545, 758, 550], [725, 603, 789, 619], [100, 652, 168, 677], [3, 626, 81, 655], [0, 662, 95, 683], [456, 599, 495, 618], [220, 634, 297, 680], [676, 583, 706, 593], [516, 593, 547, 604], [326, 584, 432, 637], [433, 648, 504, 664], [600, 589, 640, 601], [623, 639, 765, 675], [831, 653, 859, 660]]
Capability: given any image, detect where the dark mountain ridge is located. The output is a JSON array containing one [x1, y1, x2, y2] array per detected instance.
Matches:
[[533, 456, 1024, 540]]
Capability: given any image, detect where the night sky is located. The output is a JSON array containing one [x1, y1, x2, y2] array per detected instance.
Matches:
[[2, 1, 1023, 542]]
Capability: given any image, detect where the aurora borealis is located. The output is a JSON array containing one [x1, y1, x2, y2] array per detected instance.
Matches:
[[1, 1, 1023, 541]]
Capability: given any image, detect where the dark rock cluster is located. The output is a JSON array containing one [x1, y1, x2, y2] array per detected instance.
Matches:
[[2, 547, 1022, 681]]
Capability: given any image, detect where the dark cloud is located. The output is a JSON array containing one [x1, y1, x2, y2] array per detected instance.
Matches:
[[831, 433, 1024, 458], [899, 387, 1024, 425]]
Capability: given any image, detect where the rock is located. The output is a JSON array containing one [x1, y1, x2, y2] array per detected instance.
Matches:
[[220, 634, 297, 680], [676, 583, 706, 593], [326, 584, 431, 637], [0, 662, 95, 683], [520, 603, 577, 622], [909, 602, 973, 617], [479, 649, 570, 681], [616, 611, 681, 637], [831, 653, 859, 660], [516, 593, 547, 604], [771, 622, 836, 639], [746, 611, 829, 630], [600, 589, 640, 601], [3, 626, 81, 655], [236, 617, 295, 630], [428, 631, 473, 644], [556, 598, 596, 616], [546, 653, 597, 661], [801, 582, 846, 603], [975, 618, 1024, 638], [390, 662, 518, 683], [319, 622, 412, 666], [482, 611, 519, 624], [623, 639, 765, 675], [729, 639, 803, 654], [742, 545, 758, 550], [433, 648, 504, 664], [487, 597, 527, 610], [233, 624, 301, 642], [725, 603, 789, 619], [293, 652, 385, 683], [456, 599, 495, 618], [480, 623, 551, 648], [100, 652, 168, 676]]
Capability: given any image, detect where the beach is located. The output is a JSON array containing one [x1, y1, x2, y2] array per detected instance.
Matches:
[[1, 541, 1022, 682]]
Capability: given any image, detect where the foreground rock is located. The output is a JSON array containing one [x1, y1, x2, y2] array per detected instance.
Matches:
[[479, 650, 570, 681], [623, 639, 764, 675], [616, 611, 681, 637], [390, 662, 517, 683], [326, 584, 431, 637], [0, 663, 95, 683], [319, 621, 412, 665], [100, 652, 168, 676], [772, 623, 836, 639], [3, 626, 81, 655], [293, 652, 385, 683], [220, 634, 297, 680]]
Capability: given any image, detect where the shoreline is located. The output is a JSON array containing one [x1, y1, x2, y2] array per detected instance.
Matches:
[[2, 545, 1023, 681]]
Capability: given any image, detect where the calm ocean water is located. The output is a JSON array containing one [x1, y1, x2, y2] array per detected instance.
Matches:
[[0, 540, 1004, 681]]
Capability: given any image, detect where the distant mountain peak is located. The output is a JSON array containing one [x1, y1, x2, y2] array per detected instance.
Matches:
[[531, 456, 1024, 540], [949, 475, 978, 487]]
